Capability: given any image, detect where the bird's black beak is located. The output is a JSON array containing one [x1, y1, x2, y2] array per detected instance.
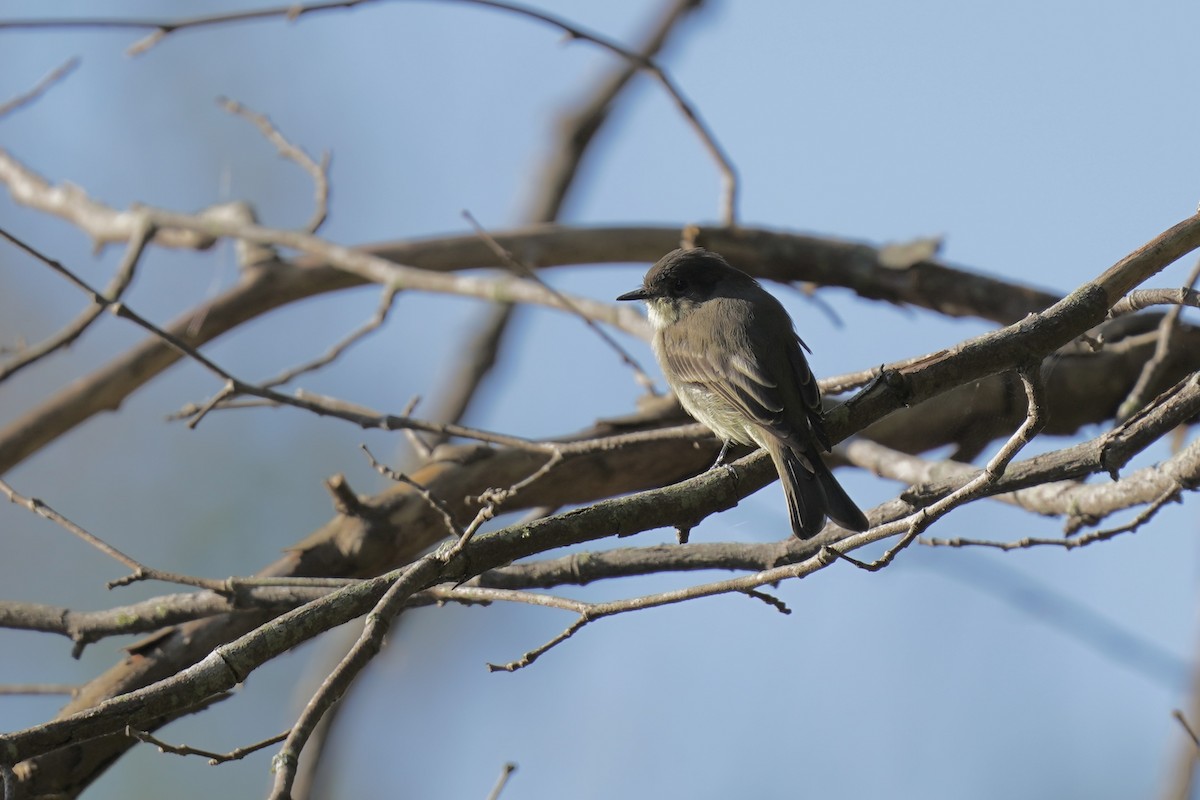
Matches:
[[616, 287, 649, 301]]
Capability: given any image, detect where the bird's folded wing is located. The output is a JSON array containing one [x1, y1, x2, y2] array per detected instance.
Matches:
[[662, 326, 830, 453]]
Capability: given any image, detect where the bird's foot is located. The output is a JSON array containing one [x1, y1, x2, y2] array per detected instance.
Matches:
[[708, 440, 731, 471]]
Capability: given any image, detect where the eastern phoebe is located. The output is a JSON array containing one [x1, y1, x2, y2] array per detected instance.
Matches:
[[618, 248, 869, 538]]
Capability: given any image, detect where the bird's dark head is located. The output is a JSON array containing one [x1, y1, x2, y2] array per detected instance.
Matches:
[[616, 248, 756, 328]]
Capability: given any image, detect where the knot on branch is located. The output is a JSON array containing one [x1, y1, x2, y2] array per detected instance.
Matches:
[[324, 475, 385, 522]]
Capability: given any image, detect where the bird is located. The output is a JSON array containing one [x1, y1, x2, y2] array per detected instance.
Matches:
[[617, 247, 869, 538]]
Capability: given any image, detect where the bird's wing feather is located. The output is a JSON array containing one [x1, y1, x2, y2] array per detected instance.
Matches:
[[785, 332, 830, 451], [661, 303, 826, 451], [662, 334, 774, 419]]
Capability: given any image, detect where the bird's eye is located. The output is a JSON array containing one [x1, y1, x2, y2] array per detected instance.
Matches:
[[670, 277, 688, 293]]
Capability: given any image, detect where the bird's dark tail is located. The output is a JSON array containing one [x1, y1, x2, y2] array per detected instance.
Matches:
[[770, 441, 870, 539]]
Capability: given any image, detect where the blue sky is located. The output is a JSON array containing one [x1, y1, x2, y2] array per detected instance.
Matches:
[[2, 2, 1200, 798]]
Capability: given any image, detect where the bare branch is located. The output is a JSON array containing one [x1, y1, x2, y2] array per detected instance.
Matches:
[[1116, 258, 1200, 419], [833, 366, 1047, 571], [1108, 287, 1200, 317], [113, 208, 653, 335], [923, 480, 1185, 551], [0, 142, 257, 248], [0, 218, 151, 383], [1, 223, 577, 450], [0, 4, 366, 57], [261, 286, 398, 389], [0, 563, 409, 766], [526, 0, 704, 222], [1174, 710, 1200, 752], [464, 209, 659, 394], [461, 0, 738, 223], [125, 726, 289, 765], [288, 632, 354, 800], [0, 685, 77, 697], [396, 395, 433, 459], [835, 212, 1200, 445], [424, 302, 515, 445], [266, 554, 446, 799], [265, 441, 586, 794], [0, 476, 228, 594], [894, 368, 1200, 515], [1, 0, 736, 222], [0, 58, 80, 118], [362, 445, 461, 539], [485, 762, 518, 800], [488, 616, 588, 673], [0, 584, 339, 651], [217, 96, 330, 233], [740, 588, 792, 615]]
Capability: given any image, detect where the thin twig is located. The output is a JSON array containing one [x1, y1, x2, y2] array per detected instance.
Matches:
[[526, 0, 703, 222], [442, 451, 568, 550], [0, 57, 79, 118], [1, 0, 737, 222], [4, 210, 654, 336], [924, 482, 1184, 551], [451, 0, 738, 222], [477, 449, 564, 508], [0, 4, 363, 55], [425, 302, 515, 448], [0, 585, 343, 648], [267, 552, 447, 799], [831, 365, 1047, 571], [0, 218, 152, 383], [261, 286, 398, 388], [1116, 258, 1200, 420], [361, 444, 461, 539], [0, 476, 228, 593], [463, 209, 659, 394], [288, 630, 355, 800], [217, 96, 330, 233], [396, 394, 433, 459], [0, 225, 558, 451], [426, 585, 585, 613], [485, 762, 518, 800], [821, 354, 936, 397], [740, 588, 791, 615], [266, 449, 575, 795], [488, 616, 589, 672], [474, 554, 804, 671], [0, 684, 77, 696], [1174, 710, 1200, 752], [186, 381, 237, 430], [1107, 287, 1200, 317], [126, 726, 289, 765]]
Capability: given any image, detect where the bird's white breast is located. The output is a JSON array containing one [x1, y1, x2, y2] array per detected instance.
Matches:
[[646, 299, 678, 330], [673, 383, 761, 447]]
